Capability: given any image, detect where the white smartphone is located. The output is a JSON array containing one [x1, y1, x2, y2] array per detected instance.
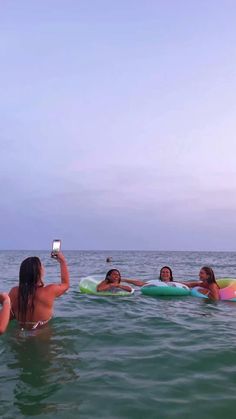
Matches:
[[51, 239, 61, 257]]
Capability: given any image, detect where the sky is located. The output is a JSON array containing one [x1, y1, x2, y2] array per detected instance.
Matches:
[[1, 0, 236, 251]]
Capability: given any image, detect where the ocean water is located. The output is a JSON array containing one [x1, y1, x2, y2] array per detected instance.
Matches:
[[1, 250, 236, 419]]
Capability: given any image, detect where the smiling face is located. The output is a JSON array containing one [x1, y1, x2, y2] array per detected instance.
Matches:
[[160, 267, 172, 282], [107, 270, 121, 284]]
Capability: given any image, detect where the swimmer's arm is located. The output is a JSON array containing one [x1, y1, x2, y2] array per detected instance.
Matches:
[[47, 253, 70, 297], [0, 293, 11, 334], [97, 282, 132, 292], [116, 284, 133, 292], [97, 281, 112, 291], [178, 281, 204, 288], [122, 278, 146, 287]]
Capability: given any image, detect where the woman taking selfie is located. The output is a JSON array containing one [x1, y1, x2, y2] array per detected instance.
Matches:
[[9, 252, 69, 330]]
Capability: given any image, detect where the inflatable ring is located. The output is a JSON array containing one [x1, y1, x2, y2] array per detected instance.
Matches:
[[79, 276, 134, 296], [141, 280, 190, 297]]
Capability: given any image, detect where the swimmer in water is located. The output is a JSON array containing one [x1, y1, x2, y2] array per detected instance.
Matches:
[[97, 269, 145, 292], [182, 266, 220, 300], [9, 252, 70, 330]]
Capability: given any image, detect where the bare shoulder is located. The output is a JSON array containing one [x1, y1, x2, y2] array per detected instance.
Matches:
[[9, 286, 19, 297], [40, 284, 56, 294], [42, 283, 68, 298], [209, 283, 220, 300], [8, 287, 19, 310], [210, 283, 219, 291]]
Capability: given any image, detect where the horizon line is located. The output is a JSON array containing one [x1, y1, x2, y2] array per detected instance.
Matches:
[[0, 249, 235, 253]]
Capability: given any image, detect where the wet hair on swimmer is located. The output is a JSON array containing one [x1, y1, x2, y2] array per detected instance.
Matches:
[[105, 269, 121, 283], [18, 257, 42, 322], [159, 266, 173, 282], [201, 266, 218, 286]]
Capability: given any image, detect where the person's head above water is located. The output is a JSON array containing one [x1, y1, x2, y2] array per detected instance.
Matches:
[[159, 266, 173, 282], [18, 257, 44, 321], [105, 269, 121, 284], [199, 266, 217, 285]]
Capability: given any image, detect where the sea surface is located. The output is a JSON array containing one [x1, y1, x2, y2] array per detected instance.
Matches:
[[1, 250, 236, 419]]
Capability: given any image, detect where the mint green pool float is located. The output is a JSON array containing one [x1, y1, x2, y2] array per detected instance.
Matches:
[[141, 280, 190, 297]]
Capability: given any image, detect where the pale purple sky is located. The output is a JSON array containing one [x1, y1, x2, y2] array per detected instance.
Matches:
[[1, 1, 236, 250]]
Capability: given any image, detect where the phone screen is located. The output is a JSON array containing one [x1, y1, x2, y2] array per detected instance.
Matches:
[[52, 240, 61, 253]]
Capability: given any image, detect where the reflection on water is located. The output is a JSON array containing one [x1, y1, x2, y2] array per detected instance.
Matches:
[[11, 325, 58, 416], [3, 321, 80, 417]]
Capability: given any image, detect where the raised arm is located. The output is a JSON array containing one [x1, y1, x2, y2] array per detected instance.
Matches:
[[0, 293, 11, 334], [47, 252, 70, 298]]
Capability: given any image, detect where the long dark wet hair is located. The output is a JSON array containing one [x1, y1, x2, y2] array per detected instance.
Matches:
[[18, 257, 42, 322], [159, 266, 173, 281], [105, 269, 121, 283], [201, 266, 219, 287]]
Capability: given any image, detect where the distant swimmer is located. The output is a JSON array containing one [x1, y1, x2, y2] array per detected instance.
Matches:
[[97, 269, 145, 292], [9, 252, 70, 330], [0, 293, 11, 334], [106, 257, 112, 263]]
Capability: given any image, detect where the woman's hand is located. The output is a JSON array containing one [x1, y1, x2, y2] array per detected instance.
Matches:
[[51, 252, 66, 263]]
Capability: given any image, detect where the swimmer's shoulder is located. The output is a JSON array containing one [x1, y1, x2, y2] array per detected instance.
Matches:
[[9, 286, 18, 299], [209, 283, 220, 300]]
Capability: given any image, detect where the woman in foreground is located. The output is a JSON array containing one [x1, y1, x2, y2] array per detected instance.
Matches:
[[9, 252, 69, 330]]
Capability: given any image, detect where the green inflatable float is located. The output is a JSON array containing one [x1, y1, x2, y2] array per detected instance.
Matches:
[[79, 276, 134, 296]]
